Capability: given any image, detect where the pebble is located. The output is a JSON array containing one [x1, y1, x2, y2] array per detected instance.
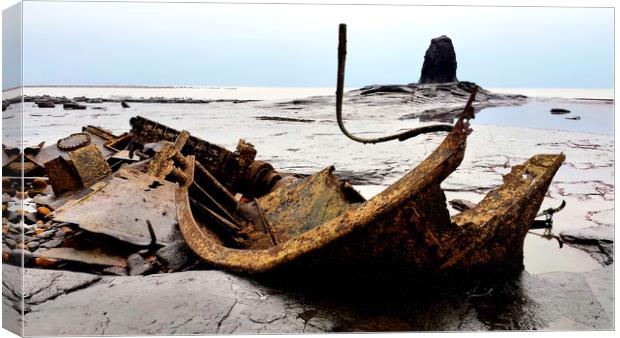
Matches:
[[41, 239, 63, 249], [37, 207, 51, 217], [27, 242, 40, 250], [9, 248, 34, 266], [2, 225, 9, 234], [37, 230, 55, 239], [4, 238, 17, 249], [2, 252, 8, 262], [34, 256, 57, 268], [127, 253, 153, 276], [23, 213, 37, 225], [32, 178, 48, 189], [10, 223, 23, 234], [8, 212, 21, 224], [60, 226, 74, 235], [15, 191, 28, 200]]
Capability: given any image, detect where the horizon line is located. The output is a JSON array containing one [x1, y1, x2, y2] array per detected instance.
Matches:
[[3, 84, 615, 92]]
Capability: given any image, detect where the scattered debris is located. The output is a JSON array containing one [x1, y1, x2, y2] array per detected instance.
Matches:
[[255, 116, 315, 123], [45, 144, 112, 195], [550, 108, 570, 114], [52, 167, 178, 246]]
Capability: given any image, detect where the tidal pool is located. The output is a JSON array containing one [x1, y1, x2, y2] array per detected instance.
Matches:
[[354, 185, 602, 275], [475, 100, 614, 135]]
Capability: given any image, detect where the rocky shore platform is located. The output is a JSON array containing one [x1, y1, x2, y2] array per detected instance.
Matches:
[[2, 82, 614, 334], [3, 263, 613, 334]]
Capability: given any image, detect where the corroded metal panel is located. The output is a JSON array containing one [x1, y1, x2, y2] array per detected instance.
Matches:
[[446, 153, 566, 271], [26, 129, 118, 168], [53, 167, 178, 246], [69, 144, 111, 187], [130, 116, 280, 197], [257, 166, 357, 244], [44, 156, 82, 196]]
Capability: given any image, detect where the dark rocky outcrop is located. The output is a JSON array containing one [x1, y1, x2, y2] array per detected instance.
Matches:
[[36, 101, 55, 108], [550, 108, 571, 114], [419, 35, 458, 84], [63, 103, 87, 110]]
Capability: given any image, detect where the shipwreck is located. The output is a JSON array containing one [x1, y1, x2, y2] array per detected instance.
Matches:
[[1, 24, 565, 278]]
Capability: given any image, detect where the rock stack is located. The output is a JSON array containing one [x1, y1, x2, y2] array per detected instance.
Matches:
[[419, 35, 458, 84]]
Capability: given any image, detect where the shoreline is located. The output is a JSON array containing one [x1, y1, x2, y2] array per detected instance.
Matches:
[[3, 85, 614, 102], [1, 82, 613, 332]]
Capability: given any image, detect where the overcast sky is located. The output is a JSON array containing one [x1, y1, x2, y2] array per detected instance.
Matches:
[[3, 2, 614, 88]]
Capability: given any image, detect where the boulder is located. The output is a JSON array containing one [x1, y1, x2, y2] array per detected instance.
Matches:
[[419, 35, 458, 84]]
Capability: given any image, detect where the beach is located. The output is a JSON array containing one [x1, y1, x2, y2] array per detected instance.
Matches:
[[2, 84, 614, 332]]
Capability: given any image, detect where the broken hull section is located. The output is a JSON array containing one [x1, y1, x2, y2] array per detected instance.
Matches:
[[175, 107, 565, 275]]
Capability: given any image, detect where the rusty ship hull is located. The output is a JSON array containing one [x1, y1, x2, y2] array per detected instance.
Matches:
[[172, 107, 565, 275]]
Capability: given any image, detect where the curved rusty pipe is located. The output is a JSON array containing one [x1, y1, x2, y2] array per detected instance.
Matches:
[[336, 23, 463, 144]]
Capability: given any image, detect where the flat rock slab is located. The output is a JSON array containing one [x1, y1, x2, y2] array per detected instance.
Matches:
[[1, 264, 612, 335], [3, 264, 101, 336], [21, 269, 317, 335], [52, 167, 178, 246], [33, 247, 128, 268]]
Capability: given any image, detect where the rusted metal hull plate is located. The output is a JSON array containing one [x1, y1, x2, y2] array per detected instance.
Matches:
[[33, 187, 93, 211], [45, 156, 83, 196], [53, 167, 178, 246], [256, 166, 357, 245], [26, 129, 118, 168], [69, 144, 112, 187], [176, 99, 565, 274], [446, 153, 566, 271], [177, 110, 473, 274]]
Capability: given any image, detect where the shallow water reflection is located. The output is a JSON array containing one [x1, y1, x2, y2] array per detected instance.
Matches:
[[476, 100, 613, 135], [354, 185, 602, 275]]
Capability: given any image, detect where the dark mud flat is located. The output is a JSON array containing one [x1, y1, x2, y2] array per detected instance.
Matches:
[[2, 83, 614, 333], [2, 264, 612, 335]]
